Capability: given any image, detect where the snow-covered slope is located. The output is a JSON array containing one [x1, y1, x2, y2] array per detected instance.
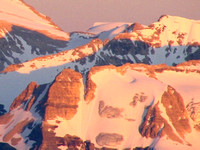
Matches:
[[1, 13, 200, 71], [88, 22, 131, 34], [88, 22, 131, 40], [0, 25, 70, 71], [96, 15, 200, 66], [0, 0, 71, 71], [1, 62, 200, 149], [0, 0, 69, 40], [115, 15, 200, 47]]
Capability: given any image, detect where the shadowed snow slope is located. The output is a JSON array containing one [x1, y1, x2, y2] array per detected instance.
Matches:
[[0, 0, 71, 71]]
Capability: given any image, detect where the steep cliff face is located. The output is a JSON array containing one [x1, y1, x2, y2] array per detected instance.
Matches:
[[44, 69, 82, 120], [139, 85, 191, 144], [161, 86, 191, 138], [40, 69, 84, 150], [9, 82, 39, 111]]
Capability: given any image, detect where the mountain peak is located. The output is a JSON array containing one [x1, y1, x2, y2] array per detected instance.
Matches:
[[0, 0, 69, 40], [158, 15, 200, 23], [88, 22, 131, 34], [113, 15, 200, 47]]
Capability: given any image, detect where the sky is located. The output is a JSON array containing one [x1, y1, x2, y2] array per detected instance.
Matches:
[[24, 0, 200, 32]]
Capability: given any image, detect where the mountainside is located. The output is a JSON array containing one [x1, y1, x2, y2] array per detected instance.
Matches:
[[2, 15, 200, 74], [0, 1, 200, 149], [0, 0, 71, 71], [0, 0, 69, 39], [1, 62, 200, 150]]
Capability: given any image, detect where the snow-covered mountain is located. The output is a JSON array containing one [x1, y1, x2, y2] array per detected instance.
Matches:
[[3, 15, 200, 73], [0, 0, 69, 39], [1, 61, 200, 150], [0, 1, 200, 149], [0, 0, 71, 71]]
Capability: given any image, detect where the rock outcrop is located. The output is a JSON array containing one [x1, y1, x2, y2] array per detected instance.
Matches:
[[96, 133, 124, 147], [40, 69, 83, 150], [98, 101, 123, 118], [140, 85, 191, 144], [161, 86, 191, 138], [139, 102, 183, 143], [44, 69, 83, 120], [9, 82, 39, 111]]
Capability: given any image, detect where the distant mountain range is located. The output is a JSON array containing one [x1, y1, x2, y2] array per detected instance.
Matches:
[[0, 0, 200, 150]]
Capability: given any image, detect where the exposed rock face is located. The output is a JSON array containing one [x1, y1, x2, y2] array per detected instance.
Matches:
[[0, 68, 84, 150], [139, 102, 183, 143], [1, 60, 200, 149], [9, 82, 39, 111], [130, 92, 147, 107], [185, 46, 200, 61], [40, 69, 83, 150], [0, 57, 200, 149], [84, 67, 98, 102], [56, 134, 85, 150], [96, 133, 124, 147], [127, 22, 146, 32], [44, 69, 82, 120], [0, 113, 13, 125], [99, 101, 123, 118], [161, 86, 191, 138], [140, 85, 191, 143], [99, 39, 151, 66], [9, 81, 50, 119]]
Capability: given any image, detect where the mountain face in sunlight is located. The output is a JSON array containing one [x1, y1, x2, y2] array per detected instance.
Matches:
[[0, 0, 69, 71], [0, 0, 69, 39], [0, 1, 200, 150]]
